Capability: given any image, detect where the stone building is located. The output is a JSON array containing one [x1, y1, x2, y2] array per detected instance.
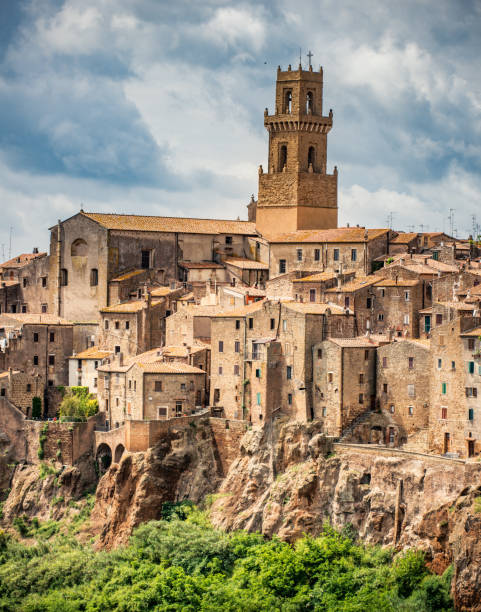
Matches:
[[370, 278, 424, 338], [165, 304, 219, 346], [255, 64, 338, 235], [68, 346, 112, 393], [0, 251, 50, 315], [428, 317, 481, 458], [377, 339, 431, 447], [48, 211, 256, 322], [0, 369, 45, 416], [313, 337, 379, 437]]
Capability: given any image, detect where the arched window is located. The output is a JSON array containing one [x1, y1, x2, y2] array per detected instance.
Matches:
[[60, 268, 68, 286], [306, 91, 314, 113], [71, 238, 88, 257], [279, 145, 287, 171], [90, 268, 98, 286], [284, 90, 292, 113], [308, 146, 315, 169]]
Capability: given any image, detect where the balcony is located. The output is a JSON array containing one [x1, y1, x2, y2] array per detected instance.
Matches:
[[244, 351, 266, 361]]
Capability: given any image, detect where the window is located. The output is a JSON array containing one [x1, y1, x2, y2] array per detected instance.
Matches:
[[48, 380, 53, 387], [279, 259, 286, 274], [359, 373, 364, 384], [383, 383, 388, 393], [114, 321, 120, 330], [306, 91, 314, 113], [296, 248, 303, 262], [33, 355, 39, 365], [94, 360, 98, 369], [48, 355, 55, 366], [90, 268, 98, 286], [432, 251, 439, 261], [424, 315, 431, 333], [408, 357, 414, 369], [469, 408, 474, 421], [155, 381, 162, 392], [288, 393, 293, 405], [248, 318, 253, 330], [408, 384, 415, 397], [437, 358, 442, 369], [382, 357, 387, 368], [175, 401, 182, 416], [408, 406, 414, 416], [256, 368, 261, 378], [115, 346, 120, 354], [284, 90, 292, 113], [218, 340, 224, 352], [328, 372, 333, 383], [378, 313, 384, 321], [141, 250, 151, 269], [317, 349, 322, 359], [333, 248, 340, 261], [314, 248, 320, 261], [404, 291, 410, 301], [466, 387, 478, 398], [439, 335, 445, 346], [364, 350, 369, 361], [322, 406, 327, 417], [441, 407, 447, 419], [225, 236, 232, 245], [94, 378, 97, 388], [234, 364, 240, 376], [49, 332, 55, 342], [218, 366, 223, 375], [286, 365, 292, 380], [33, 332, 39, 343], [134, 380, 136, 391], [468, 338, 475, 351], [282, 319, 287, 332], [270, 318, 275, 330], [180, 383, 186, 391], [309, 289, 316, 303], [404, 314, 410, 325], [125, 321, 130, 330], [359, 393, 364, 404], [0, 389, 4, 397], [442, 382, 447, 394], [390, 405, 395, 414], [436, 314, 443, 325], [344, 296, 350, 309], [469, 361, 475, 374], [235, 320, 240, 330], [60, 268, 68, 286], [351, 249, 357, 262], [26, 384, 31, 393], [105, 320, 109, 330], [41, 304, 47, 313], [256, 392, 261, 406], [21, 304, 27, 313], [42, 276, 47, 288], [23, 277, 28, 288], [379, 288, 385, 298], [234, 341, 240, 353], [366, 297, 372, 309], [279, 144, 287, 170]]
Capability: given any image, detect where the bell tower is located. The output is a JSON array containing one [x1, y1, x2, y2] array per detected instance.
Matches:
[[255, 63, 338, 236]]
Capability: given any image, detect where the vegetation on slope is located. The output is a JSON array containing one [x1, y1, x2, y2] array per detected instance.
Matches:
[[0, 506, 453, 611]]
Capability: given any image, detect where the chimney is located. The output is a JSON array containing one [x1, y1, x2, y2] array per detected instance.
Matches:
[[33, 247, 38, 254]]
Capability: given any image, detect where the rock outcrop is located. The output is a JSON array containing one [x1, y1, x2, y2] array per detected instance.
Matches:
[[90, 418, 222, 548]]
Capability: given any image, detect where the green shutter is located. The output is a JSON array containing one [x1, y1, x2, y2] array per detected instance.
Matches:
[[442, 382, 447, 394]]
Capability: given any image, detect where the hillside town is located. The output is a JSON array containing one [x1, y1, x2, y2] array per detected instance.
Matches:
[[2, 63, 481, 472]]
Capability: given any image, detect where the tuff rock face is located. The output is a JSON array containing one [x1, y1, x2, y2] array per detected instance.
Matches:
[[90, 420, 222, 548]]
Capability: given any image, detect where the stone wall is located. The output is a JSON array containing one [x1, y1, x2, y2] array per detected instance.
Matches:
[[208, 417, 248, 476]]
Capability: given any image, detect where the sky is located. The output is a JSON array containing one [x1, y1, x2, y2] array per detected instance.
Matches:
[[1, 0, 481, 256]]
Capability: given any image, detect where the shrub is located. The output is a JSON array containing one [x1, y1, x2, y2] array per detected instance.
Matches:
[[58, 387, 98, 422]]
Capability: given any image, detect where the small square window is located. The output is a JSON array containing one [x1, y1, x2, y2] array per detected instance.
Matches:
[[317, 349, 322, 359], [390, 405, 395, 413], [235, 341, 240, 353], [286, 365, 292, 380], [358, 393, 363, 404], [270, 318, 275, 330], [115, 321, 120, 330], [219, 340, 224, 352], [314, 248, 320, 261], [48, 355, 55, 366], [408, 406, 414, 416], [248, 318, 253, 329], [383, 383, 388, 393], [234, 364, 240, 376], [287, 393, 292, 405], [33, 332, 39, 342], [225, 236, 233, 245], [180, 383, 186, 391], [49, 332, 55, 342], [115, 346, 120, 354], [126, 321, 130, 330], [235, 320, 240, 330], [33, 355, 39, 365], [218, 366, 223, 375], [256, 368, 261, 378], [155, 381, 162, 392]]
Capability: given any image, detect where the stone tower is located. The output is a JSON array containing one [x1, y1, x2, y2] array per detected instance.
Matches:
[[255, 64, 338, 236]]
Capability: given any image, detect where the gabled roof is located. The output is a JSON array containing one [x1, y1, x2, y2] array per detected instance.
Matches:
[[100, 299, 163, 313], [263, 227, 389, 244], [325, 277, 379, 293], [0, 252, 47, 269], [179, 262, 224, 269], [213, 300, 266, 318], [110, 269, 145, 282], [292, 271, 337, 283], [224, 258, 269, 270], [389, 232, 419, 244], [0, 313, 71, 326], [136, 362, 205, 374], [283, 302, 346, 315], [71, 346, 112, 360], [374, 279, 420, 287], [80, 212, 256, 236]]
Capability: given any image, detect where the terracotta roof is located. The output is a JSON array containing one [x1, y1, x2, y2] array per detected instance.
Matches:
[[150, 286, 178, 297], [224, 258, 269, 270], [437, 301, 474, 311], [213, 300, 266, 318], [325, 277, 379, 293], [179, 262, 224, 269], [0, 281, 19, 287], [374, 279, 420, 287], [389, 233, 419, 244], [223, 285, 266, 296], [100, 299, 163, 313], [110, 269, 145, 282], [425, 259, 459, 272], [419, 307, 433, 314], [329, 337, 381, 348], [0, 252, 46, 269], [81, 212, 256, 236], [283, 302, 346, 315], [137, 362, 205, 374], [292, 271, 337, 283], [263, 227, 389, 244], [71, 347, 112, 360], [0, 313, 71, 326], [460, 327, 481, 337]]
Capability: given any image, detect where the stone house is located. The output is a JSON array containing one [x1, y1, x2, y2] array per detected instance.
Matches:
[[68, 346, 112, 393], [324, 276, 379, 334], [388, 232, 420, 255], [0, 369, 45, 416], [376, 339, 431, 447], [428, 317, 481, 458], [313, 337, 379, 437], [0, 251, 50, 315], [165, 304, 219, 346], [370, 278, 424, 338]]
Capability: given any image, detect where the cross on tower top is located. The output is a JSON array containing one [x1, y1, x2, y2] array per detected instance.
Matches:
[[307, 50, 313, 66]]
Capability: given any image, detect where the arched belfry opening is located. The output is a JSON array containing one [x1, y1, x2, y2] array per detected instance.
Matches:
[[306, 91, 314, 114], [308, 146, 315, 171], [284, 90, 292, 113], [279, 145, 287, 171]]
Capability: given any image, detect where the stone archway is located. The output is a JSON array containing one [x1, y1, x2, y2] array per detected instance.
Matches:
[[96, 443, 112, 474], [114, 443, 125, 463]]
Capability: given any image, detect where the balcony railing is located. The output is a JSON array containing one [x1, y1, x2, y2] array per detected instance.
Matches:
[[244, 351, 266, 361]]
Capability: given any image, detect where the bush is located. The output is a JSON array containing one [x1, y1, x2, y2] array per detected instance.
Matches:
[[58, 387, 98, 422]]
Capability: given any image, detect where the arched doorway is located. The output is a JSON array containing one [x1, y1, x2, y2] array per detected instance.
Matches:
[[96, 443, 112, 474]]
